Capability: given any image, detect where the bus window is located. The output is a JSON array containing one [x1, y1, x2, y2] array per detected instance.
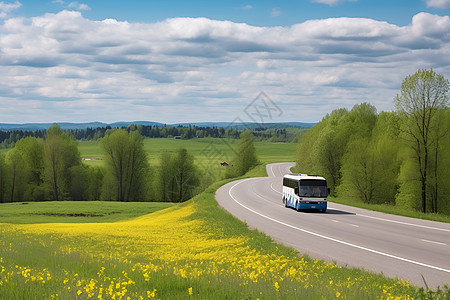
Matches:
[[299, 180, 327, 198]]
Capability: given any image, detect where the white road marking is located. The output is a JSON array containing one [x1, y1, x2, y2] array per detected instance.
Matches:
[[269, 165, 276, 178], [270, 182, 282, 195], [355, 214, 450, 233], [228, 179, 450, 274], [421, 239, 447, 246]]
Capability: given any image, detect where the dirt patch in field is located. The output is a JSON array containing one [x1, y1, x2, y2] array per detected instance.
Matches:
[[34, 212, 119, 217]]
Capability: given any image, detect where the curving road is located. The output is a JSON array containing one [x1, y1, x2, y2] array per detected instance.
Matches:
[[216, 162, 450, 288]]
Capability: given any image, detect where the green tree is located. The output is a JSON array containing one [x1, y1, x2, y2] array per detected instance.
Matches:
[[69, 165, 104, 201], [311, 108, 351, 195], [14, 137, 45, 201], [430, 107, 450, 213], [338, 103, 383, 203], [101, 129, 150, 201], [226, 130, 259, 178], [369, 112, 401, 204], [174, 148, 200, 202], [0, 154, 6, 203], [394, 69, 449, 213], [157, 148, 200, 202], [43, 124, 81, 201], [157, 150, 177, 202], [5, 148, 27, 202], [339, 138, 375, 203]]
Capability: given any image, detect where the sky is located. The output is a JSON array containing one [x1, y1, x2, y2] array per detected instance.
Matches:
[[1, 0, 449, 124]]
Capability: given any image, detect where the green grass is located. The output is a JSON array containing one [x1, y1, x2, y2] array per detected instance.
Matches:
[[79, 137, 297, 183], [79, 137, 297, 165], [0, 201, 174, 224]]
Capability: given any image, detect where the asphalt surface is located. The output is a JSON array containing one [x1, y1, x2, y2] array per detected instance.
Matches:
[[216, 162, 450, 288]]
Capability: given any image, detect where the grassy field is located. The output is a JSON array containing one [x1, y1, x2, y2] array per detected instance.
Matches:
[[79, 137, 297, 164], [0, 201, 174, 224], [79, 137, 297, 182]]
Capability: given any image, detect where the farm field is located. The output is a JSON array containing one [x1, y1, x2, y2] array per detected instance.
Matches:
[[79, 137, 297, 164], [0, 201, 174, 224], [79, 137, 297, 182]]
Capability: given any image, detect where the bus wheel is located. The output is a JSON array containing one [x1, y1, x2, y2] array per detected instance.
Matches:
[[321, 208, 327, 213]]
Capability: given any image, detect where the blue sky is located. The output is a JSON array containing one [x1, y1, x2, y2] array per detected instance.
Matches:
[[1, 0, 449, 124]]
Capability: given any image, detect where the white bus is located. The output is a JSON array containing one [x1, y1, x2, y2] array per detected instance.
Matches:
[[282, 174, 328, 212]]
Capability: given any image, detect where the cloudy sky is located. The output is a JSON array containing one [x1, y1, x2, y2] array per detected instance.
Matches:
[[1, 0, 449, 124]]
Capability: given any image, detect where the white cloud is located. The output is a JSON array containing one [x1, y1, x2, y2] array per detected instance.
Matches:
[[68, 1, 90, 11], [425, 0, 450, 8], [0, 11, 449, 123], [0, 1, 21, 18], [271, 8, 281, 17], [311, 0, 356, 6], [241, 5, 253, 10]]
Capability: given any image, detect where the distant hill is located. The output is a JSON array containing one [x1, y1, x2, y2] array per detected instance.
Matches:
[[0, 121, 164, 130], [171, 122, 316, 129], [0, 121, 315, 131]]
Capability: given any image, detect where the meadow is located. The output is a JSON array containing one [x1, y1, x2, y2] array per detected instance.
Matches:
[[79, 137, 298, 164], [79, 137, 297, 184], [1, 138, 447, 298]]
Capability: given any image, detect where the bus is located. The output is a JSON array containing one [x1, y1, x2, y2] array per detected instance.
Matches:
[[282, 174, 328, 212]]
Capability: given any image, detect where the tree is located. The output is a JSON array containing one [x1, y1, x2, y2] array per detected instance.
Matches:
[[14, 137, 45, 201], [226, 130, 259, 178], [101, 129, 150, 201], [339, 138, 375, 203], [430, 107, 450, 213], [337, 103, 383, 203], [174, 148, 199, 202], [157, 150, 177, 202], [69, 165, 104, 201], [0, 154, 6, 203], [394, 69, 449, 213], [5, 148, 27, 202], [310, 108, 351, 195], [43, 124, 81, 201], [157, 148, 200, 202]]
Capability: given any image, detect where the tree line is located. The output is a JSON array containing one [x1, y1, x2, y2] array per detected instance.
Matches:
[[0, 125, 259, 203], [297, 69, 449, 214], [0, 124, 301, 149]]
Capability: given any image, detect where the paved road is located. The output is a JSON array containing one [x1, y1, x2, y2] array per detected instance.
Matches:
[[216, 162, 450, 288]]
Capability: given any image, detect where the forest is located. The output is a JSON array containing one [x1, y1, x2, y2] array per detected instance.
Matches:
[[297, 69, 449, 214], [0, 124, 304, 149]]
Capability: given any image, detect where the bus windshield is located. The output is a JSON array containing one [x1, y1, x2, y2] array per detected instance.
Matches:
[[299, 180, 327, 198]]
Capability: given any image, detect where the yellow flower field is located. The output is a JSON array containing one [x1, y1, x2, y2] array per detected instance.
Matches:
[[0, 186, 428, 299]]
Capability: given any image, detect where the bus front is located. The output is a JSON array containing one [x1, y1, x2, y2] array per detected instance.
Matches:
[[298, 178, 328, 212]]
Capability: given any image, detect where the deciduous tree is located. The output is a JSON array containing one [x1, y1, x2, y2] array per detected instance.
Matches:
[[0, 154, 6, 203], [394, 69, 449, 213], [226, 130, 259, 178], [101, 129, 150, 201], [43, 124, 81, 201]]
